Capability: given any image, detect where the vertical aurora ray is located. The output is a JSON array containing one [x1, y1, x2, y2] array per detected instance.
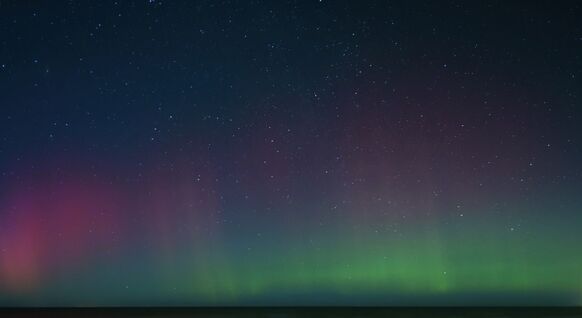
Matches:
[[1, 141, 582, 306]]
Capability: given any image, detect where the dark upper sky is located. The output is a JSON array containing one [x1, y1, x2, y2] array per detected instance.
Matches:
[[0, 0, 581, 306]]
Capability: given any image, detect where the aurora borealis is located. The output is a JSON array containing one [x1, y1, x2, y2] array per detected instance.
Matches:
[[1, 0, 582, 307]]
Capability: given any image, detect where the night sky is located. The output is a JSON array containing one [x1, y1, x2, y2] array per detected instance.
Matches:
[[1, 0, 582, 306]]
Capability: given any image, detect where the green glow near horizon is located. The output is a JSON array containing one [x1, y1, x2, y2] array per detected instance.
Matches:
[[6, 201, 579, 307]]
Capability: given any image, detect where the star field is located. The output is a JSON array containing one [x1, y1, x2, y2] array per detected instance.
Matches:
[[0, 0, 581, 306]]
